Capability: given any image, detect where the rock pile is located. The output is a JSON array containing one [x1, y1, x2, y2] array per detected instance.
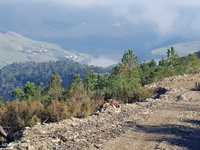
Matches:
[[1, 103, 140, 150], [146, 73, 200, 89]]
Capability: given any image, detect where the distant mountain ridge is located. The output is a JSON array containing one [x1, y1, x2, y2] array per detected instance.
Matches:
[[0, 31, 93, 68], [152, 41, 200, 57]]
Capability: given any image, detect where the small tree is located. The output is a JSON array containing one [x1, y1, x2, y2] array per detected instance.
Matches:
[[13, 88, 25, 100], [48, 73, 64, 100], [23, 82, 42, 100], [68, 75, 87, 100], [0, 96, 4, 106], [167, 47, 179, 66], [109, 49, 141, 102], [84, 72, 98, 92], [14, 82, 42, 101], [67, 75, 95, 118], [84, 73, 110, 98], [140, 60, 157, 85]]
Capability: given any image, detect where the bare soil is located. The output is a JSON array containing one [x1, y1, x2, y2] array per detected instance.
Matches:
[[100, 74, 200, 150]]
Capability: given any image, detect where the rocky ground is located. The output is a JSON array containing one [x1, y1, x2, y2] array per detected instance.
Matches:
[[1, 73, 200, 150]]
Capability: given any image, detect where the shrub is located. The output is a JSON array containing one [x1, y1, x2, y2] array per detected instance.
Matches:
[[0, 101, 44, 133], [67, 100, 82, 117], [13, 82, 42, 101], [44, 100, 70, 122], [0, 105, 6, 124], [80, 99, 96, 117], [47, 73, 64, 101], [66, 75, 97, 118], [68, 97, 96, 118], [127, 88, 154, 103]]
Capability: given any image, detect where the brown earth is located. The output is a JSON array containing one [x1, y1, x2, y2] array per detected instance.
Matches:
[[2, 73, 200, 150], [101, 90, 200, 150]]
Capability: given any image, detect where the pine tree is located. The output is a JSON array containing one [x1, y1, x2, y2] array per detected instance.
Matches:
[[84, 73, 98, 92], [14, 88, 25, 100], [14, 82, 42, 101], [23, 82, 42, 100], [68, 75, 87, 101], [109, 49, 141, 101], [48, 73, 63, 100]]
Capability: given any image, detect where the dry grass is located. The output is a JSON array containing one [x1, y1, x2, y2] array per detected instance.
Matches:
[[0, 97, 101, 141], [45, 100, 70, 122]]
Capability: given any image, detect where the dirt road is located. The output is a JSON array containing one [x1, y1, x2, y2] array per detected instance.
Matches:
[[101, 77, 200, 150]]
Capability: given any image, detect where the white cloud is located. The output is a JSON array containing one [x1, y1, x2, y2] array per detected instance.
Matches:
[[1, 0, 200, 47], [0, 0, 109, 7], [112, 22, 121, 27], [2, 0, 200, 36], [48, 0, 110, 8], [105, 0, 200, 36], [89, 56, 117, 67], [52, 0, 181, 35]]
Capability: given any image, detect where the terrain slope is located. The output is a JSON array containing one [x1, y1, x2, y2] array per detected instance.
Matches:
[[2, 73, 200, 150]]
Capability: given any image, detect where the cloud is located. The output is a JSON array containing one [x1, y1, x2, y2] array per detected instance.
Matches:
[[53, 0, 108, 7], [89, 56, 118, 67], [1, 0, 200, 60], [1, 0, 200, 37], [108, 0, 200, 36], [112, 22, 121, 27], [45, 0, 200, 36]]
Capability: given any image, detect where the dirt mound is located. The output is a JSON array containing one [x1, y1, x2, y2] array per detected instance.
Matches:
[[147, 73, 200, 89]]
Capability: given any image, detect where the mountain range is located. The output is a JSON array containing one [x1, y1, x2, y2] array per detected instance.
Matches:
[[1, 31, 200, 68], [152, 41, 200, 57], [0, 31, 96, 68]]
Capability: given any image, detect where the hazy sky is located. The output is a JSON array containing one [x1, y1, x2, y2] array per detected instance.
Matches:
[[0, 0, 200, 60]]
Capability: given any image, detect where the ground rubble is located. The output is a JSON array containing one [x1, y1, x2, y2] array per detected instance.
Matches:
[[0, 102, 149, 150], [1, 73, 200, 150]]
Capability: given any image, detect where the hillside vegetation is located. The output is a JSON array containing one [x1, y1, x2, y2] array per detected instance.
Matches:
[[0, 60, 111, 100], [2, 67, 200, 150], [1, 47, 200, 144]]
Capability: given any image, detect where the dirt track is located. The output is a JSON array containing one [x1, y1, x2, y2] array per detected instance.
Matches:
[[100, 75, 200, 150]]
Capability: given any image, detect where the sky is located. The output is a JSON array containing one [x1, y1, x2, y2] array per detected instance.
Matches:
[[0, 0, 200, 62]]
